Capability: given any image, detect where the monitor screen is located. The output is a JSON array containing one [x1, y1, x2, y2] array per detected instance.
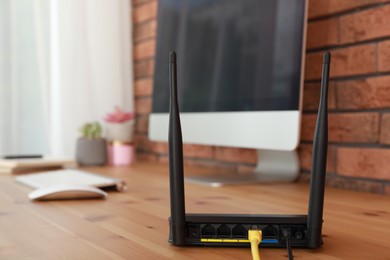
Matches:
[[152, 0, 306, 113], [150, 0, 307, 151]]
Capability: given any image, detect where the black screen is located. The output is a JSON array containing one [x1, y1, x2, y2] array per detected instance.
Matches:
[[152, 0, 306, 113]]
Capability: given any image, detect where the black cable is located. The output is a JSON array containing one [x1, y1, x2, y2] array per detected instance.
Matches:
[[286, 237, 294, 260], [282, 228, 294, 260]]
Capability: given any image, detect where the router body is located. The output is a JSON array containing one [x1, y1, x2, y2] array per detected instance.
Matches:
[[167, 51, 331, 249], [169, 214, 309, 248]]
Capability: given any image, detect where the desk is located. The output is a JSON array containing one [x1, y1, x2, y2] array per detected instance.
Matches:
[[0, 163, 389, 259]]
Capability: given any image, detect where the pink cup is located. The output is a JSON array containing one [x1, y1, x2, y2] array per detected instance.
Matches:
[[107, 142, 134, 166]]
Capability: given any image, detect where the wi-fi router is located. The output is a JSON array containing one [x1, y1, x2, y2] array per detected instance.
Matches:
[[167, 51, 331, 249]]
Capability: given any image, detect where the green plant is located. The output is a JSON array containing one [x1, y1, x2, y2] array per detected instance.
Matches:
[[79, 122, 103, 139]]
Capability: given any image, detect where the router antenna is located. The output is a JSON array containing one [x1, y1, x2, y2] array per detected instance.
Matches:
[[168, 51, 186, 245], [307, 52, 331, 248]]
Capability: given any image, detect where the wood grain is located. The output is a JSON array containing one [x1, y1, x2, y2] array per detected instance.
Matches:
[[0, 163, 389, 259]]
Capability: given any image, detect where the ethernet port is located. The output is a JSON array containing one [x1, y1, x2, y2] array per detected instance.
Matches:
[[232, 225, 247, 238], [217, 225, 231, 238], [201, 224, 216, 238], [262, 226, 277, 239]]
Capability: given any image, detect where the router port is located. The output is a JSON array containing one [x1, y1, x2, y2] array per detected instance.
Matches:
[[217, 225, 231, 238], [294, 230, 304, 240], [232, 225, 247, 238], [187, 224, 200, 239], [201, 224, 216, 238], [262, 226, 277, 239]]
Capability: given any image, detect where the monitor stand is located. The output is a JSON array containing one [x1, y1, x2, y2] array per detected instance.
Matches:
[[185, 149, 300, 187]]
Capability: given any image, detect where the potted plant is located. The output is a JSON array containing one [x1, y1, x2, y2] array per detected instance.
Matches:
[[75, 122, 107, 166], [104, 106, 135, 142], [104, 107, 135, 166]]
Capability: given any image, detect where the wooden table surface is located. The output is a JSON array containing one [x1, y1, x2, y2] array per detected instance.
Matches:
[[0, 163, 389, 259]]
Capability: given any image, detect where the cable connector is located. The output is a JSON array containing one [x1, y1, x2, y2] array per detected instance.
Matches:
[[248, 226, 262, 260], [282, 228, 294, 260], [282, 228, 292, 239]]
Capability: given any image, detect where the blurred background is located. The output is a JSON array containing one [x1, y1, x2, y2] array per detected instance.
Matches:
[[0, 0, 133, 158], [132, 0, 390, 194], [1, 0, 389, 194]]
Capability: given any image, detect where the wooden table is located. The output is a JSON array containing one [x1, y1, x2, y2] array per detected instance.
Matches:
[[0, 163, 389, 259]]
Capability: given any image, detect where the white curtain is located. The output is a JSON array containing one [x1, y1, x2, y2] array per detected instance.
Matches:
[[0, 0, 50, 155], [0, 0, 133, 157]]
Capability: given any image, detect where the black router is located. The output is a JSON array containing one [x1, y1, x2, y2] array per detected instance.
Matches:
[[168, 51, 331, 248]]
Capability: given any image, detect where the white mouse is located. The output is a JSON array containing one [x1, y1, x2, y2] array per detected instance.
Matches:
[[28, 184, 107, 201]]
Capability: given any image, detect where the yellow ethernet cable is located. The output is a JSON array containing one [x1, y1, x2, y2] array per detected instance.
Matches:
[[248, 228, 262, 260]]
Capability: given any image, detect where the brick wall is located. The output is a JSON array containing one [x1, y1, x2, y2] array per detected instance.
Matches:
[[132, 0, 390, 194]]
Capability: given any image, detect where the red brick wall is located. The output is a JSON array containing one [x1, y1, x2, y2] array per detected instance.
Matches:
[[132, 0, 390, 194]]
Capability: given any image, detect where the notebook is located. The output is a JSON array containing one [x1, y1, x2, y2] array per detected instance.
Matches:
[[0, 158, 76, 174], [16, 169, 126, 191]]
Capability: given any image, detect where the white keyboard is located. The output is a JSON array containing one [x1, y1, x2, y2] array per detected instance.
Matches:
[[16, 169, 124, 190]]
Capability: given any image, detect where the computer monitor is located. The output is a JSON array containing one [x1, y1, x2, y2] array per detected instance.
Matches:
[[149, 0, 308, 185]]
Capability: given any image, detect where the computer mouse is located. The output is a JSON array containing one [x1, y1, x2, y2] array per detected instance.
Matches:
[[28, 184, 107, 201]]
